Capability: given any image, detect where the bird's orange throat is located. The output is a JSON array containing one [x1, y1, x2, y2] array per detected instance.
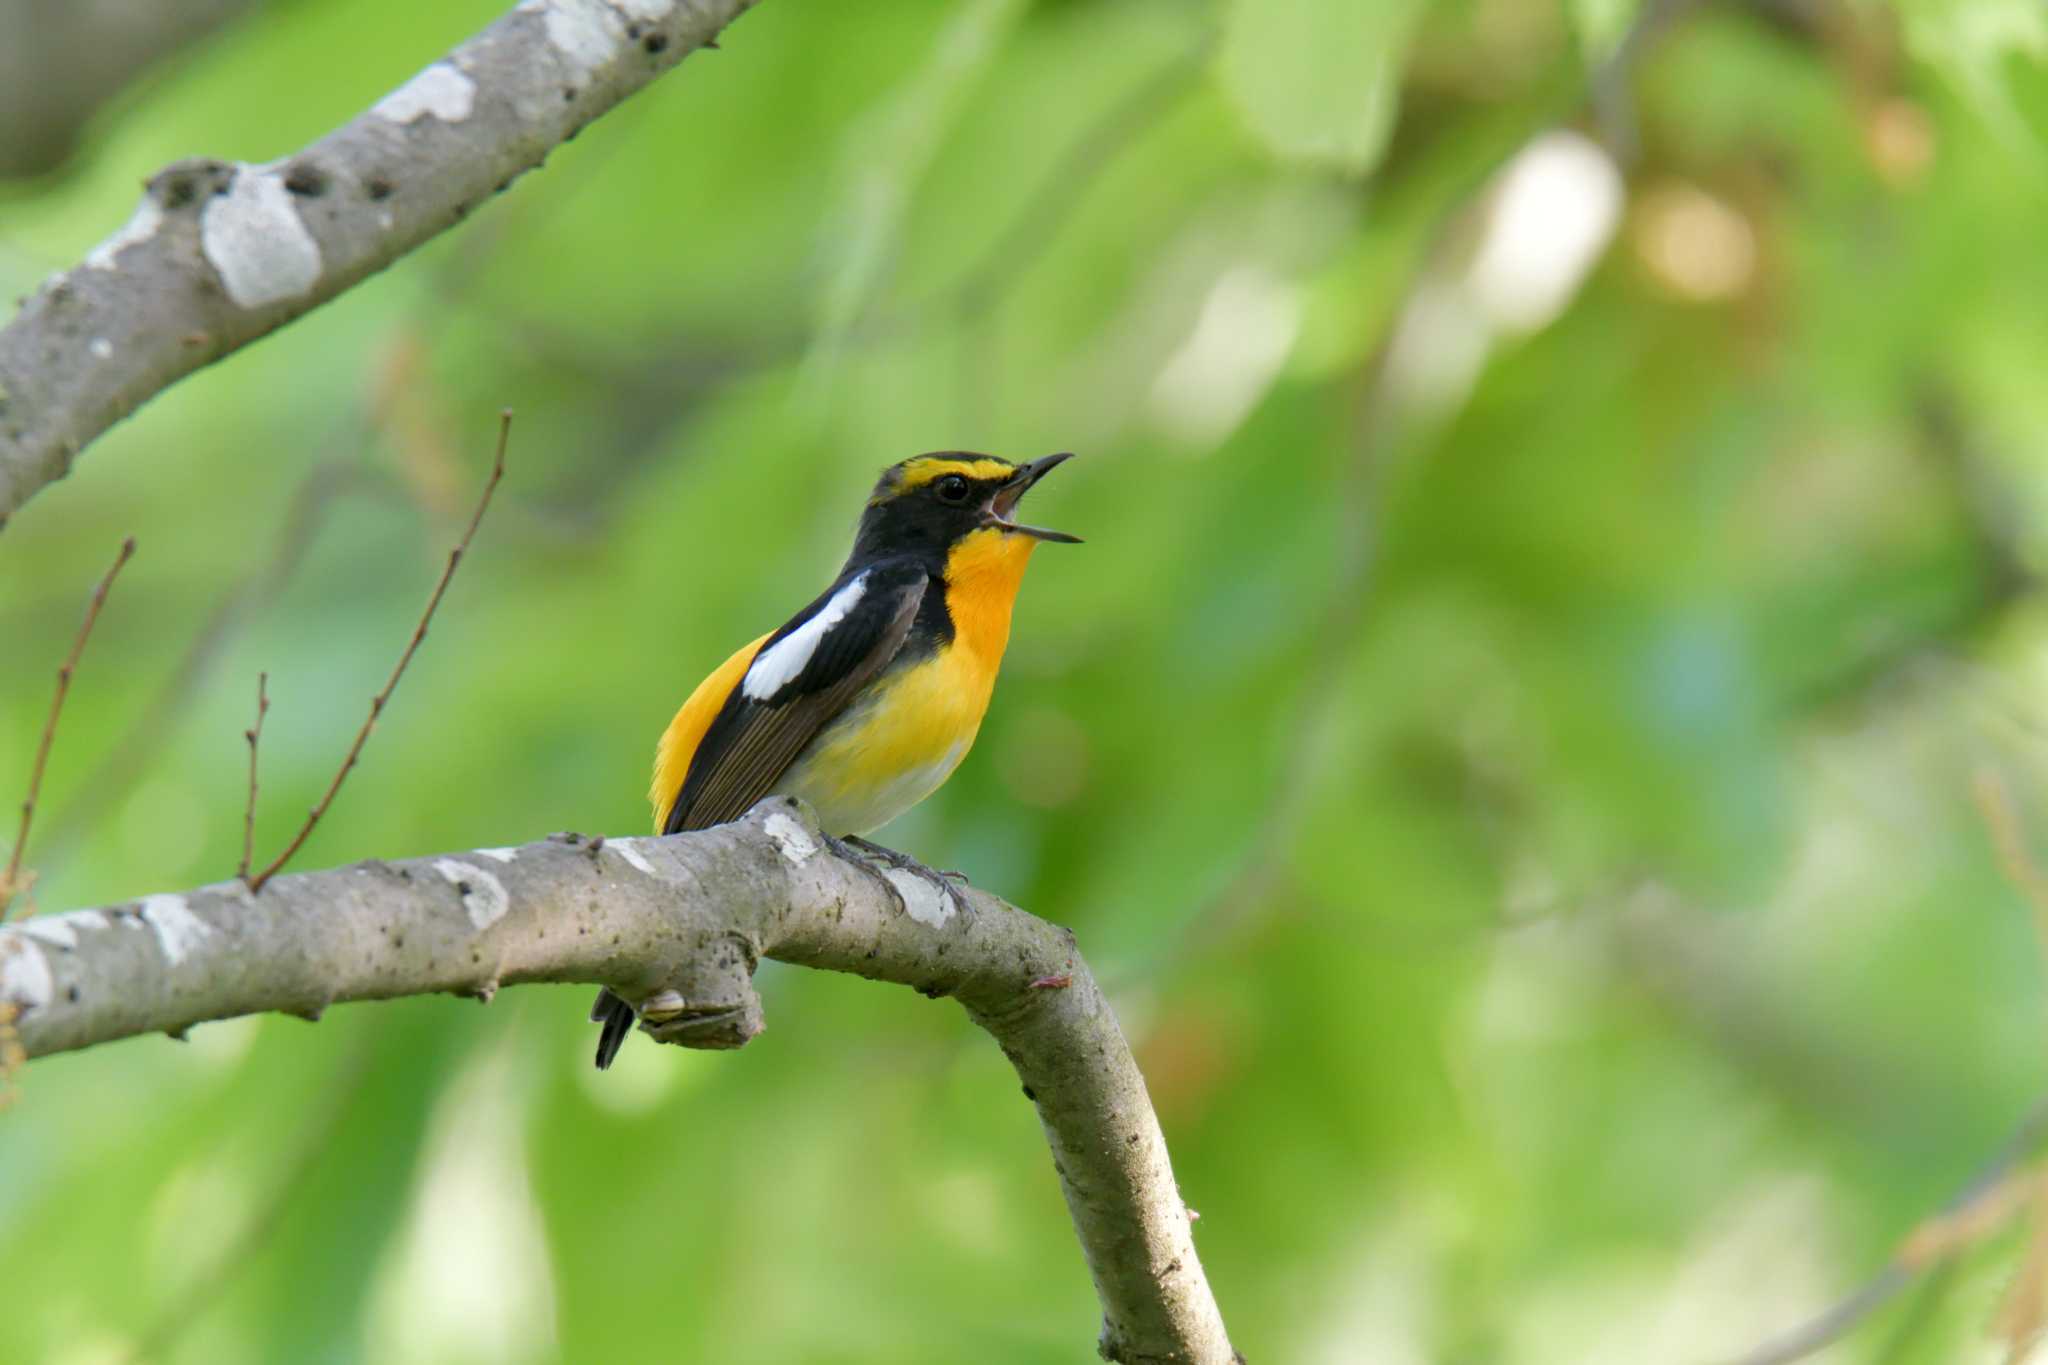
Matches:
[[944, 528, 1038, 669]]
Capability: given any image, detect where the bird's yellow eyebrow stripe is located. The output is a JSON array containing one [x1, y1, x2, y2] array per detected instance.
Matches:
[[894, 457, 1016, 492]]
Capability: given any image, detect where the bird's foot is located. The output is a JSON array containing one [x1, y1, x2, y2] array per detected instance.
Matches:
[[823, 834, 915, 916], [843, 835, 969, 922]]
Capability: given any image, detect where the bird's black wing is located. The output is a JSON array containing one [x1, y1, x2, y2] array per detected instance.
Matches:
[[600, 558, 926, 1068], [663, 557, 928, 834]]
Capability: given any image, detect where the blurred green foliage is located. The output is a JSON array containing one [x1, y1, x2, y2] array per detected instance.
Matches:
[[6, 0, 2048, 1360]]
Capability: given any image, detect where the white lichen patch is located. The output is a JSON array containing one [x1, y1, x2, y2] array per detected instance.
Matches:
[[141, 893, 212, 965], [609, 839, 657, 877], [89, 337, 113, 360], [763, 811, 820, 866], [18, 914, 80, 949], [200, 167, 323, 309], [884, 868, 954, 927], [473, 847, 519, 864], [374, 62, 476, 124], [14, 907, 117, 948], [0, 933, 53, 1013], [85, 197, 164, 271], [434, 859, 509, 930], [535, 0, 626, 81]]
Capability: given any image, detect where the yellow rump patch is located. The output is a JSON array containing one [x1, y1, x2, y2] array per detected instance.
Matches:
[[650, 632, 770, 831]]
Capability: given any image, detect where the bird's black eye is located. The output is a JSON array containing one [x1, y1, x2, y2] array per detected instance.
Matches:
[[934, 474, 971, 504]]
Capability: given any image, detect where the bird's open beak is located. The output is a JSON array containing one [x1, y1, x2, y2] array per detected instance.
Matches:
[[987, 453, 1081, 543]]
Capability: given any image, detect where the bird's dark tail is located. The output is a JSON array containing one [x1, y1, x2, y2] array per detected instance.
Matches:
[[591, 988, 636, 1070]]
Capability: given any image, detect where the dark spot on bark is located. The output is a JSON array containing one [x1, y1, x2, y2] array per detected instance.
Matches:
[[366, 176, 394, 200], [65, 985, 79, 1002], [284, 161, 329, 197], [393, 936, 404, 948], [146, 158, 234, 210], [1021, 1084, 1036, 1101], [643, 31, 670, 54], [456, 881, 471, 896], [1126, 1133, 1140, 1146], [625, 20, 642, 38], [562, 86, 577, 103]]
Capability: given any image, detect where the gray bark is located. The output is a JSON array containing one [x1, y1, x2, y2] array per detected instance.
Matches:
[[0, 798, 1240, 1365], [0, 0, 760, 531]]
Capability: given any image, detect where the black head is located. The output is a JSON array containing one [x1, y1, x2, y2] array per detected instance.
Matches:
[[848, 452, 1079, 566]]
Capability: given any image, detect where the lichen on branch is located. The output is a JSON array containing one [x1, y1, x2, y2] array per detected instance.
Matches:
[[0, 0, 762, 531]]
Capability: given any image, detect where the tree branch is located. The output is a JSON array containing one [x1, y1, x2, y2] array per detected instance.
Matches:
[[0, 798, 1238, 1365], [0, 0, 761, 532]]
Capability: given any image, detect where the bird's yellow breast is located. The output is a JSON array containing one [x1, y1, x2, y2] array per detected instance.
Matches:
[[778, 529, 1038, 834]]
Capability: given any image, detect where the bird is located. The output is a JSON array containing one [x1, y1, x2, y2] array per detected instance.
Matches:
[[592, 451, 1080, 1069]]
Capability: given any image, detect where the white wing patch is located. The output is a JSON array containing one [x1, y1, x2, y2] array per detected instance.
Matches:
[[743, 573, 868, 701]]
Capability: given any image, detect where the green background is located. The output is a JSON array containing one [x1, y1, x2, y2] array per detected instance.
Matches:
[[6, 0, 2048, 1360]]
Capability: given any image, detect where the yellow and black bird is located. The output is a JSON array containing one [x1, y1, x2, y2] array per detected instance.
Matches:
[[592, 451, 1080, 1068]]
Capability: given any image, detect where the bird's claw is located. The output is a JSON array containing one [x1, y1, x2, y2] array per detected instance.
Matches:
[[824, 834, 913, 916], [838, 836, 971, 921]]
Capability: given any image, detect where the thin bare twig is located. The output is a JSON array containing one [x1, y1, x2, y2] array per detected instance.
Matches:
[[238, 672, 268, 883], [1974, 766, 2048, 961], [1723, 1096, 2048, 1364], [244, 412, 510, 893], [1725, 775, 2048, 1365], [32, 460, 376, 872], [2, 535, 137, 920]]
